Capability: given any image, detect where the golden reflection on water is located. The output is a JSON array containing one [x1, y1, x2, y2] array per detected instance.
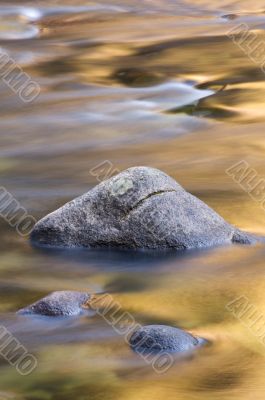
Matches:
[[1, 1, 265, 399]]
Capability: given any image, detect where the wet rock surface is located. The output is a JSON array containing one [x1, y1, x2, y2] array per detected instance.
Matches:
[[129, 325, 205, 353], [31, 166, 256, 250], [18, 291, 90, 316]]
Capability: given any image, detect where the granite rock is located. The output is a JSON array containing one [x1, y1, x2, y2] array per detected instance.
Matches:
[[30, 166, 256, 250], [129, 324, 205, 353], [18, 291, 90, 316]]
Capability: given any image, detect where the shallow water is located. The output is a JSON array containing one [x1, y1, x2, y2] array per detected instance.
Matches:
[[1, 0, 265, 399]]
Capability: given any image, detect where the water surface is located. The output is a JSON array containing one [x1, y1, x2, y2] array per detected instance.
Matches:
[[1, 1, 265, 399]]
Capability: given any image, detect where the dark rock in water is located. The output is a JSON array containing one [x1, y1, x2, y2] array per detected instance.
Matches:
[[30, 166, 256, 250], [129, 325, 205, 353], [18, 291, 90, 316]]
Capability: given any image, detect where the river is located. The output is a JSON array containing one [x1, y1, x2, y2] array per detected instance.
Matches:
[[1, 1, 265, 399]]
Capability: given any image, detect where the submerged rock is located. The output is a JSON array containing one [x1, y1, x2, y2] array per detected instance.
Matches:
[[31, 166, 256, 250], [129, 325, 205, 353], [18, 291, 90, 316]]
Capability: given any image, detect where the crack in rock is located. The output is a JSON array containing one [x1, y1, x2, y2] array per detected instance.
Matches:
[[122, 189, 177, 219]]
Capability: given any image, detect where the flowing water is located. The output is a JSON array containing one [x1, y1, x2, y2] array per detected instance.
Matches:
[[1, 0, 265, 399]]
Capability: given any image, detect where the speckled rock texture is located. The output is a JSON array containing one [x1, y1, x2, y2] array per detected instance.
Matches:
[[18, 291, 90, 316], [129, 325, 205, 353], [30, 166, 256, 250]]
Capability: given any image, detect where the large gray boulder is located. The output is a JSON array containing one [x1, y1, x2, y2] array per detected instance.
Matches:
[[129, 325, 205, 353], [18, 291, 90, 316], [31, 166, 255, 250]]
